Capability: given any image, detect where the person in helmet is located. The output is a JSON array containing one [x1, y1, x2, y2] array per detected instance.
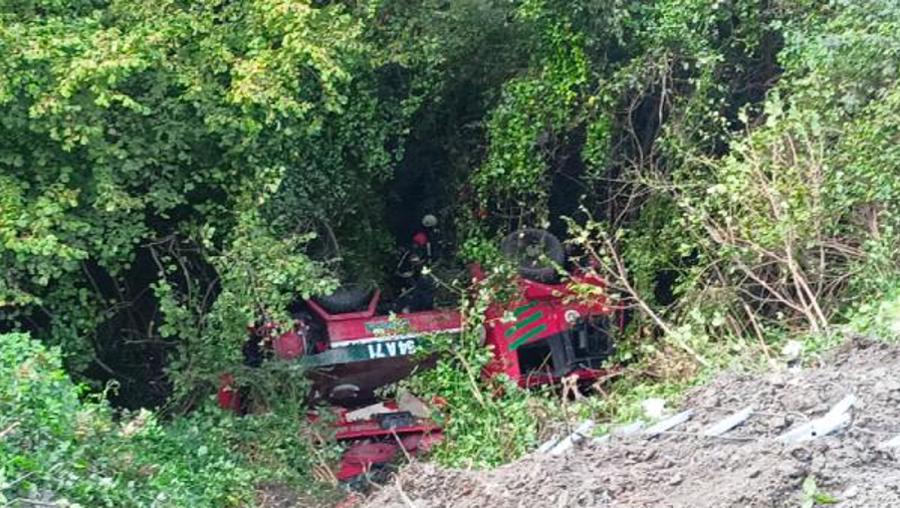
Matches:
[[396, 232, 428, 278], [419, 214, 440, 261], [394, 215, 440, 312]]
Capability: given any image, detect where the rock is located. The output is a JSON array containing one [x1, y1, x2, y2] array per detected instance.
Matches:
[[640, 449, 658, 462], [782, 340, 803, 362], [842, 485, 859, 499], [642, 398, 667, 420]]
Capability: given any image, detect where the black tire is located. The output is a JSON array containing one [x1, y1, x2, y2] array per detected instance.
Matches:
[[501, 229, 565, 283], [313, 284, 373, 313]]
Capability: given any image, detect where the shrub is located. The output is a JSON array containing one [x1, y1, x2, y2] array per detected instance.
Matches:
[[0, 332, 315, 507]]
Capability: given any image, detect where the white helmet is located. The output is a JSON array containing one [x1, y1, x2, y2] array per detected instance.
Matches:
[[422, 214, 438, 228]]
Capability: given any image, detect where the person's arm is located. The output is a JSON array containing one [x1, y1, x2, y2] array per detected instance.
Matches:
[[396, 249, 414, 278]]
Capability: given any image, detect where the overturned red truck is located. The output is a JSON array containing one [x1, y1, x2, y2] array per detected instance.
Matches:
[[218, 229, 616, 482]]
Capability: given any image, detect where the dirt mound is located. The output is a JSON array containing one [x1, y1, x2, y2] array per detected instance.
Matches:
[[364, 338, 900, 507]]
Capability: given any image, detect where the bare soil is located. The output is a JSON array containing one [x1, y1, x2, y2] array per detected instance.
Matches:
[[363, 337, 900, 507]]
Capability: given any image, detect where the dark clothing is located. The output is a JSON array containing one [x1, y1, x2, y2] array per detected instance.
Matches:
[[395, 275, 436, 313], [394, 238, 435, 312]]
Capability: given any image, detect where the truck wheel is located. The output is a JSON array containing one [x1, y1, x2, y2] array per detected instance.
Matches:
[[501, 229, 565, 283], [313, 284, 373, 313]]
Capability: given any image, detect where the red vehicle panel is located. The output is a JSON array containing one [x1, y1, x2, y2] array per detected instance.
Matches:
[[323, 309, 461, 346], [221, 268, 613, 407], [480, 272, 612, 385], [308, 400, 444, 482]]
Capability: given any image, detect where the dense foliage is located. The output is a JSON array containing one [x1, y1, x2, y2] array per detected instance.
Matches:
[[575, 0, 900, 347], [0, 0, 426, 404], [3, 0, 900, 504], [0, 332, 323, 507]]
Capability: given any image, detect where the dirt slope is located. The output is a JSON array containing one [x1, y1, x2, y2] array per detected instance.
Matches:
[[364, 338, 900, 507]]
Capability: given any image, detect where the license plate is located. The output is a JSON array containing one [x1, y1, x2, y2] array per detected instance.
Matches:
[[366, 339, 418, 359]]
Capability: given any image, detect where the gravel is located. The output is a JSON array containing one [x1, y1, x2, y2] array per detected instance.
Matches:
[[364, 337, 900, 507]]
